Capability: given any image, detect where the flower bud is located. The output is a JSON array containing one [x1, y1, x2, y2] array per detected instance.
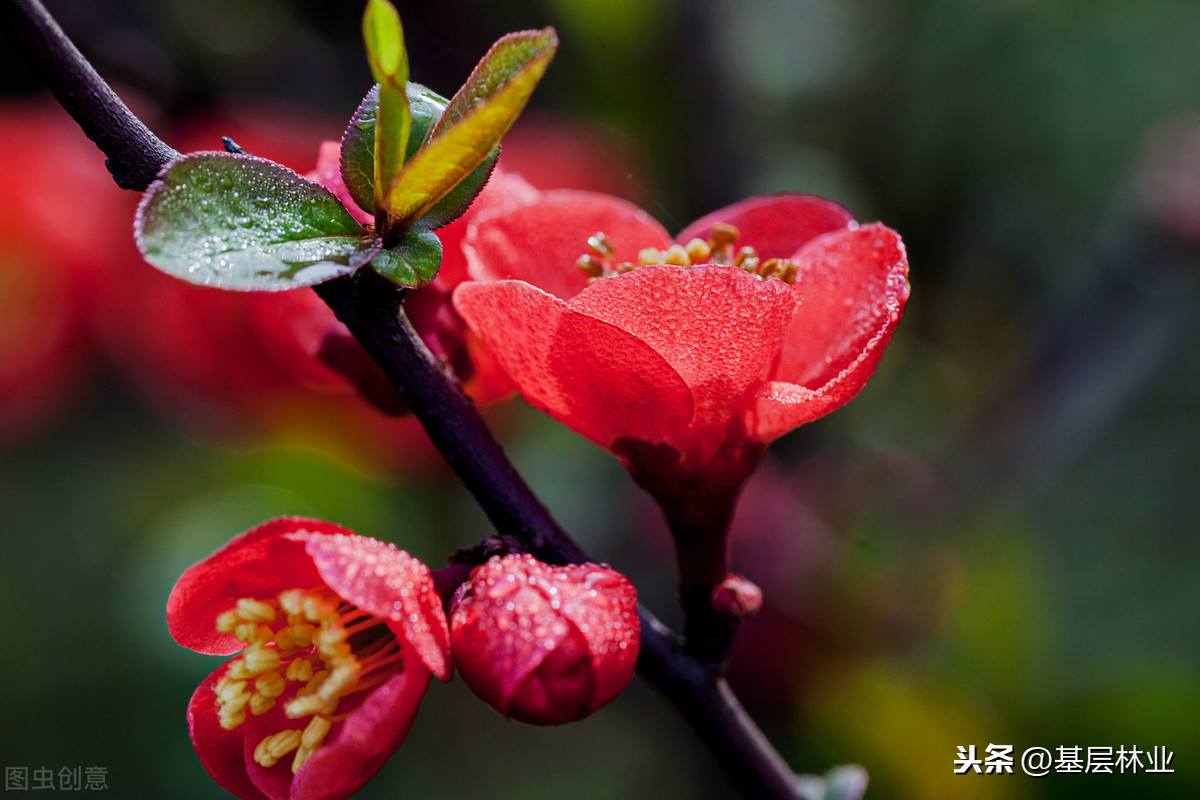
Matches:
[[450, 554, 640, 725]]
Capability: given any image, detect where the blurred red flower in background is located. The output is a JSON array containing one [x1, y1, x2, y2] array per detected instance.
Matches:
[[0, 102, 131, 443]]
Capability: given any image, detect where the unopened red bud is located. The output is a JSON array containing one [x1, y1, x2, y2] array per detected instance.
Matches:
[[712, 574, 763, 619], [450, 554, 640, 725]]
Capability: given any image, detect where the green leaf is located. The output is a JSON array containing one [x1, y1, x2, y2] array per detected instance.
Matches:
[[362, 0, 410, 213], [135, 152, 375, 290], [382, 27, 557, 226], [368, 227, 443, 286], [340, 83, 499, 228]]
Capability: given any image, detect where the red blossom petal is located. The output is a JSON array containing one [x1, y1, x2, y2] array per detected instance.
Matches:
[[674, 193, 854, 260], [453, 280, 694, 449], [244, 289, 361, 394], [187, 667, 269, 800], [301, 533, 451, 681], [569, 265, 796, 457], [288, 669, 431, 800], [433, 167, 541, 287], [750, 223, 909, 441], [167, 518, 341, 655], [463, 189, 672, 300]]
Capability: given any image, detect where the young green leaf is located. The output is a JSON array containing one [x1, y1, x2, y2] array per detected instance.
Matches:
[[362, 0, 410, 215], [381, 27, 557, 227], [135, 152, 375, 290], [340, 83, 499, 227], [368, 227, 443, 286]]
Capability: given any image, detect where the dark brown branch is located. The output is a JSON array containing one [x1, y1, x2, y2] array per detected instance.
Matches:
[[1, 0, 177, 190], [5, 1, 807, 796]]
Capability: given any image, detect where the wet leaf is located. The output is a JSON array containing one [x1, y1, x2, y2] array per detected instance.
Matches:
[[136, 152, 374, 290], [368, 227, 442, 286]]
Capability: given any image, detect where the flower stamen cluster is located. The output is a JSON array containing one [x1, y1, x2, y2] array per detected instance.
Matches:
[[574, 222, 799, 284], [212, 587, 405, 774]]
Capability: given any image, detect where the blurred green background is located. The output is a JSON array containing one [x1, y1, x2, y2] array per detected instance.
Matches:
[[3, 0, 1199, 798]]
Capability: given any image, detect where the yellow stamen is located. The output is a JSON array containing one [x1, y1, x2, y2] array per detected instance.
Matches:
[[734, 246, 758, 267], [237, 598, 276, 623], [249, 692, 276, 716], [254, 729, 302, 769], [572, 221, 798, 285], [286, 658, 314, 683], [213, 588, 406, 774], [255, 670, 286, 699], [663, 244, 691, 266], [301, 715, 333, 750], [637, 247, 664, 266], [710, 222, 740, 248], [576, 254, 605, 278], [684, 238, 711, 263], [587, 232, 615, 257], [243, 642, 281, 675]]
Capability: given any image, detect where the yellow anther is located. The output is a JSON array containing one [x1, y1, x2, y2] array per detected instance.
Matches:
[[323, 661, 362, 694], [288, 624, 315, 648], [213, 589, 404, 770], [615, 262, 638, 274], [274, 627, 298, 651], [709, 222, 740, 248], [302, 670, 330, 696], [733, 246, 758, 267], [236, 598, 276, 623], [292, 745, 314, 774], [739, 256, 761, 274], [249, 692, 276, 716], [255, 670, 286, 699], [254, 729, 302, 769], [755, 257, 799, 284], [233, 622, 259, 642], [243, 642, 281, 675], [576, 254, 605, 278], [286, 658, 315, 683], [301, 715, 333, 750], [219, 709, 246, 731], [637, 247, 664, 265], [216, 610, 240, 633], [663, 244, 691, 266], [216, 678, 249, 703], [279, 589, 305, 617], [224, 658, 254, 681], [684, 238, 711, 263], [285, 692, 337, 719], [587, 232, 616, 257]]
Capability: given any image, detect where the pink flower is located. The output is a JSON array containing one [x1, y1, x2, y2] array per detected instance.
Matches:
[[168, 518, 450, 800]]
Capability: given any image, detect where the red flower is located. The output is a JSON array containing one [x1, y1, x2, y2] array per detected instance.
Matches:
[[167, 518, 451, 800], [0, 102, 134, 442], [449, 554, 640, 725], [453, 192, 910, 508]]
